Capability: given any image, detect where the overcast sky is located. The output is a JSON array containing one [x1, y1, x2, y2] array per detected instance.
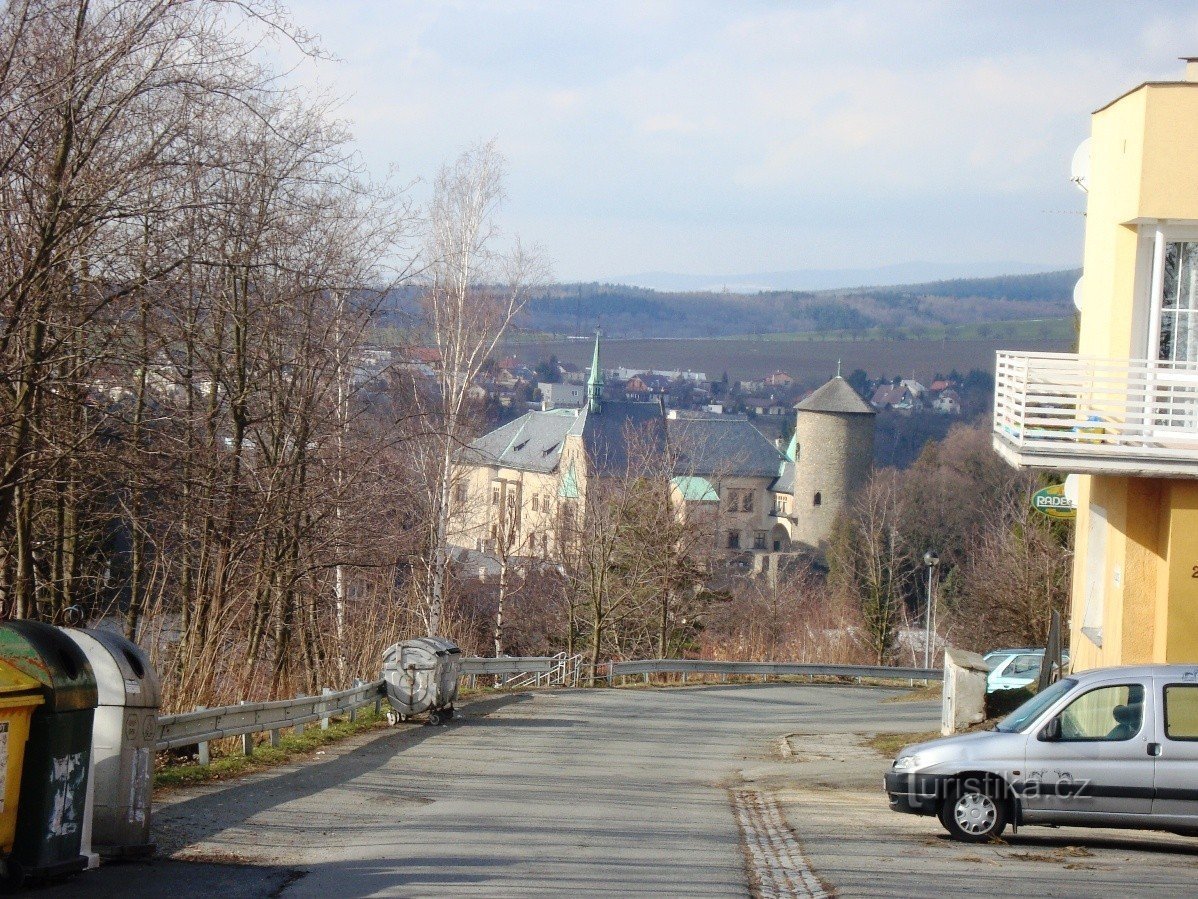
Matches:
[[287, 1, 1198, 284]]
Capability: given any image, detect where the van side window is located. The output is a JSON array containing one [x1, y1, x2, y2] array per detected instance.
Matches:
[[1057, 683, 1144, 741], [1164, 685, 1198, 740]]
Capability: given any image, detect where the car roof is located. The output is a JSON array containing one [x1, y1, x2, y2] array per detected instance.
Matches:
[[1070, 665, 1198, 681]]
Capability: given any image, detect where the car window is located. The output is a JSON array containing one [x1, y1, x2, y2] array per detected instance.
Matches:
[[1164, 685, 1198, 740], [1057, 683, 1144, 741], [1008, 655, 1042, 676], [996, 677, 1076, 733]]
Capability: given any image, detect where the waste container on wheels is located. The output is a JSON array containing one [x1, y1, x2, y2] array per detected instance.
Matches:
[[382, 638, 462, 725], [0, 661, 44, 858], [63, 628, 160, 859], [0, 620, 97, 887]]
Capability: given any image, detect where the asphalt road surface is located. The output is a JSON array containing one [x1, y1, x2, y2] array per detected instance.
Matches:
[[38, 684, 1198, 898]]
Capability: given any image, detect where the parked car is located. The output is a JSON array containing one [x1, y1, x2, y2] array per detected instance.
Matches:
[[884, 665, 1198, 842], [982, 648, 1068, 693]]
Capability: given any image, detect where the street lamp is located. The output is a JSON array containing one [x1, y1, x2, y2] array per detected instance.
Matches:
[[923, 551, 940, 669]]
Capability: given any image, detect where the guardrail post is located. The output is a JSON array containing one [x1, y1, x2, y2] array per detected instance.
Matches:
[[643, 671, 650, 686], [240, 701, 253, 756], [270, 728, 281, 748], [196, 706, 209, 765], [295, 693, 306, 734], [682, 671, 688, 686], [321, 687, 332, 730], [350, 679, 361, 722]]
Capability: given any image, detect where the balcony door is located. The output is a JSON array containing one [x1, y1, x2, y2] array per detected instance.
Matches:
[[1147, 232, 1198, 435]]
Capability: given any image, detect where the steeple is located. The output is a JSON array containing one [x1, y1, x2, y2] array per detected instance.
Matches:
[[587, 328, 604, 413]]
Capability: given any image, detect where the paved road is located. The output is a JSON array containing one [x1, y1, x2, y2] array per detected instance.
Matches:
[[39, 684, 1198, 897]]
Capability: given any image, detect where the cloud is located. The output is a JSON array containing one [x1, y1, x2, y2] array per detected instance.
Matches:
[[284, 0, 1198, 280]]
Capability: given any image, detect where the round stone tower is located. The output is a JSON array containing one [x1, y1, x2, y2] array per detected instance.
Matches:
[[789, 376, 876, 552]]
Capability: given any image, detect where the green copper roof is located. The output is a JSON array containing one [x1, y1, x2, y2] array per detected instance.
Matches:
[[586, 329, 603, 413], [671, 475, 718, 502], [559, 462, 581, 499]]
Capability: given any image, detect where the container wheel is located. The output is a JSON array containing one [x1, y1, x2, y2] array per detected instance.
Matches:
[[427, 709, 445, 726]]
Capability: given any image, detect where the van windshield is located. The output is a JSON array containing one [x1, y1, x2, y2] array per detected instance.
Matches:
[[995, 677, 1077, 733]]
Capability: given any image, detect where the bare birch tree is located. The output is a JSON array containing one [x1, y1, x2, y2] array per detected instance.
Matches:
[[416, 141, 546, 635]]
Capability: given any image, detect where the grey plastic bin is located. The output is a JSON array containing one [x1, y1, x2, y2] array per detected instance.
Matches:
[[63, 629, 160, 859], [382, 638, 461, 725]]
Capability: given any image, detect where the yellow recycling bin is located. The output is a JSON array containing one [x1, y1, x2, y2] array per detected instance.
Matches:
[[0, 659, 44, 854]]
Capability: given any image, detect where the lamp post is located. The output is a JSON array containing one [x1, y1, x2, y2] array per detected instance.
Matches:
[[923, 551, 940, 669]]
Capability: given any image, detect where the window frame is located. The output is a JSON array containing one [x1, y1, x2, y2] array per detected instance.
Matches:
[[1163, 683, 1198, 742], [1047, 682, 1146, 744], [1142, 224, 1198, 362]]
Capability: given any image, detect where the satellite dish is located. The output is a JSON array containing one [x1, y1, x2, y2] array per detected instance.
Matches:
[[1070, 138, 1091, 193], [1073, 275, 1084, 312], [1063, 473, 1080, 506]]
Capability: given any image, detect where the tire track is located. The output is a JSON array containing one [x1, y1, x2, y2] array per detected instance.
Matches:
[[731, 789, 829, 898]]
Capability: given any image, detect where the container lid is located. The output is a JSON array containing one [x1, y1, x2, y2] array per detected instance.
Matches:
[[62, 629, 160, 708], [0, 658, 44, 698], [0, 620, 98, 712]]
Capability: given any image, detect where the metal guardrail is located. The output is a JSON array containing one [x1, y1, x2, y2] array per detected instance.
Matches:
[[154, 657, 939, 760], [460, 656, 558, 676], [608, 659, 943, 681], [156, 679, 385, 752]]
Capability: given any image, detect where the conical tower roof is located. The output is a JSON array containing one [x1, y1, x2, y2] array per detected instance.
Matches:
[[795, 376, 875, 415]]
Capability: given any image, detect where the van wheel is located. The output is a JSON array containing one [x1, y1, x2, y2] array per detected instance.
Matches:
[[940, 781, 1008, 843]]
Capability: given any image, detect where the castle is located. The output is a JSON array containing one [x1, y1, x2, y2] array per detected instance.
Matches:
[[449, 333, 875, 572]]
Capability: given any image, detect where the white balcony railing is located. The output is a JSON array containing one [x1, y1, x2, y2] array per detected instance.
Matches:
[[993, 351, 1198, 478]]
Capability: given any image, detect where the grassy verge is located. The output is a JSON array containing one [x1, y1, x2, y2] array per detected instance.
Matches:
[[885, 682, 943, 703], [866, 730, 942, 758], [154, 708, 391, 790]]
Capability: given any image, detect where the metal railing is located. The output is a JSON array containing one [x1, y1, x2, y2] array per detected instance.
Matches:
[[156, 679, 385, 758], [993, 351, 1198, 476], [608, 659, 941, 682], [154, 657, 939, 762]]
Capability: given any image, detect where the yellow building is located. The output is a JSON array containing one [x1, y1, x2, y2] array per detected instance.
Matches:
[[993, 60, 1198, 670]]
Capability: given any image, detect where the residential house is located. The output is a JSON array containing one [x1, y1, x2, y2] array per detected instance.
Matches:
[[992, 60, 1198, 668]]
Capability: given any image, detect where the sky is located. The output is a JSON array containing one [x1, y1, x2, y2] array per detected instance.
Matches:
[[285, 1, 1198, 284]]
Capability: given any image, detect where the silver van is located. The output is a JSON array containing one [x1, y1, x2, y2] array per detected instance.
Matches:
[[885, 665, 1198, 841]]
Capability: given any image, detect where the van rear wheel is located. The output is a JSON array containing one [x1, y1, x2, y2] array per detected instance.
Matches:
[[940, 781, 1008, 843]]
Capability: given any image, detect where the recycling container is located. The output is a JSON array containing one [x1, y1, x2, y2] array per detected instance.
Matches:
[[382, 638, 461, 725], [0, 660, 44, 855], [63, 629, 160, 859], [0, 620, 97, 885]]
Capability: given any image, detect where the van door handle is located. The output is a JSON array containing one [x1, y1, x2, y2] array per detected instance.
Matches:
[[1148, 742, 1162, 757]]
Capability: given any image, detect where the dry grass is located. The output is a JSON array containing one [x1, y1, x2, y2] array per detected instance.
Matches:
[[865, 730, 942, 758]]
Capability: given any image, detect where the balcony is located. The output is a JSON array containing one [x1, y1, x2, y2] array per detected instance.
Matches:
[[993, 351, 1198, 478]]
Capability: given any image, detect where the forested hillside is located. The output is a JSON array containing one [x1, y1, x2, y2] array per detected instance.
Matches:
[[518, 269, 1079, 338]]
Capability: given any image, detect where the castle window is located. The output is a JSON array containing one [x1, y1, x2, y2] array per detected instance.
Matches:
[[491, 484, 500, 506], [741, 491, 753, 513], [753, 530, 766, 550], [813, 492, 822, 506], [531, 492, 540, 510], [454, 483, 468, 503], [725, 488, 740, 512], [727, 530, 740, 550]]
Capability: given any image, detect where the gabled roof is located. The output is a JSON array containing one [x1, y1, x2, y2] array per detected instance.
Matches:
[[798, 376, 875, 415], [463, 408, 582, 472]]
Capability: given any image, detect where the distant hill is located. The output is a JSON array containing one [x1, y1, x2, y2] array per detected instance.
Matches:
[[520, 269, 1080, 339], [614, 261, 1067, 293]]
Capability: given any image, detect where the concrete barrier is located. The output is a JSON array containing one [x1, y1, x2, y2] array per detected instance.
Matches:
[[940, 647, 988, 735]]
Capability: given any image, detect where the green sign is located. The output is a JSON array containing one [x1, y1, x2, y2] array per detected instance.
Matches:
[[1032, 483, 1076, 520]]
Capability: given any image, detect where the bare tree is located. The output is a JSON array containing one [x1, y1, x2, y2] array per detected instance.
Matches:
[[415, 140, 546, 635]]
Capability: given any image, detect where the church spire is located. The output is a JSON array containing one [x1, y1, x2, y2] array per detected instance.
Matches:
[[587, 328, 604, 413]]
